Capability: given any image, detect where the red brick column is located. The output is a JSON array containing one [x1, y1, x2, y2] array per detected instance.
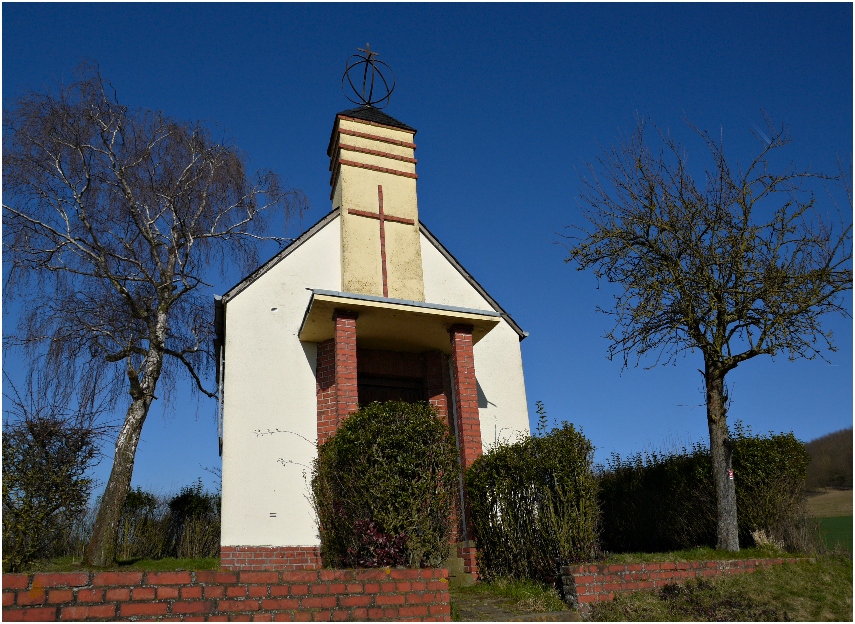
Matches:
[[334, 310, 359, 422], [448, 324, 482, 578], [316, 310, 359, 446], [424, 350, 459, 542], [448, 325, 482, 470]]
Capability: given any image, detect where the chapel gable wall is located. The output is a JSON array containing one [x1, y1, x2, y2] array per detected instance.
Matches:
[[220, 216, 341, 548]]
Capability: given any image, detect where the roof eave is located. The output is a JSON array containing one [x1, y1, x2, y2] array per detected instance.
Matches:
[[219, 208, 341, 305]]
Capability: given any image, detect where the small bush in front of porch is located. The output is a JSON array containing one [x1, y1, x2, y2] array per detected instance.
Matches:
[[465, 422, 599, 583], [311, 401, 460, 568]]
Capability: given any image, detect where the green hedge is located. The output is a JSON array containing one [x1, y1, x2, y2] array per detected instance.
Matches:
[[115, 481, 221, 561], [465, 423, 599, 583], [311, 401, 460, 568], [598, 423, 813, 553]]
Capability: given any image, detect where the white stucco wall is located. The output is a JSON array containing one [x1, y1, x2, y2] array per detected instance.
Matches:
[[420, 233, 531, 449], [220, 216, 530, 548], [220, 216, 341, 547]]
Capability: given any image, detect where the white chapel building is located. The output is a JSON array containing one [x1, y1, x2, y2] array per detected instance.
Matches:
[[215, 103, 530, 573]]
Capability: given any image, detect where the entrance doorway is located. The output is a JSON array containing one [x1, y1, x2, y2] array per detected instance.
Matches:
[[357, 374, 425, 405]]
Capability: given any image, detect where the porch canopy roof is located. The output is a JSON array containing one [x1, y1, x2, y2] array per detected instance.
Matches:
[[298, 289, 501, 354]]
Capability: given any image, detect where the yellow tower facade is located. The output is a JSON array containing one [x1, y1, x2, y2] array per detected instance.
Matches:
[[327, 106, 425, 301]]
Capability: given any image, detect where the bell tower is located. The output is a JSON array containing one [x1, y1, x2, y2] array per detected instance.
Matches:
[[327, 45, 425, 301]]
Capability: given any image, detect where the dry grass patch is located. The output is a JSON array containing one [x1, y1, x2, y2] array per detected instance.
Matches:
[[807, 489, 853, 518]]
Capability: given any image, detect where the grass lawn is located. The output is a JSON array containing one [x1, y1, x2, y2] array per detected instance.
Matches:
[[819, 516, 853, 552], [452, 547, 851, 621], [588, 554, 853, 622], [5, 556, 220, 574], [450, 578, 569, 620]]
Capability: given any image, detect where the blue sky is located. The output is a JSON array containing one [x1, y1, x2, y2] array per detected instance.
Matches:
[[3, 3, 852, 496]]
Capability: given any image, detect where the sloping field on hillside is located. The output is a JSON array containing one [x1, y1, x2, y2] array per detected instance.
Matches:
[[807, 489, 852, 518], [819, 516, 853, 552]]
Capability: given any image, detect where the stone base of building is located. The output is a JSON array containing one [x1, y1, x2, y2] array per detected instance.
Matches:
[[220, 546, 321, 571], [443, 550, 474, 588]]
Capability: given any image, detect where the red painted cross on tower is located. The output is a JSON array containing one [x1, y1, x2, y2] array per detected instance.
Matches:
[[348, 185, 415, 297]]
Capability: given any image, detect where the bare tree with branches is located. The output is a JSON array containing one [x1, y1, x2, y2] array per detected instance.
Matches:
[[565, 117, 852, 551], [3, 65, 306, 566]]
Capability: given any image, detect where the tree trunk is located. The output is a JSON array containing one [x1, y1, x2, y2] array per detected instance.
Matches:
[[84, 342, 165, 566], [705, 361, 739, 551], [83, 398, 151, 566]]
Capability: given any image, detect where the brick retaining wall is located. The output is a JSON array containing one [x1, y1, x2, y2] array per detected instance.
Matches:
[[2, 568, 450, 622], [560, 557, 805, 608]]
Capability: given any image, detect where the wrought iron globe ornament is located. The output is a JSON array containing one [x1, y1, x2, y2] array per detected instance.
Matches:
[[342, 43, 396, 109]]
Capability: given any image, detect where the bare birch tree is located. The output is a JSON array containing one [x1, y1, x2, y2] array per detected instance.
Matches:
[[565, 117, 852, 551], [3, 65, 306, 566]]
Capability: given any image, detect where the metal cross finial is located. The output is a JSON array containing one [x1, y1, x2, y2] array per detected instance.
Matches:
[[357, 43, 378, 60], [342, 44, 396, 109]]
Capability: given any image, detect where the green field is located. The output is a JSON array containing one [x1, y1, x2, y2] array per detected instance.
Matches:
[[820, 516, 853, 552]]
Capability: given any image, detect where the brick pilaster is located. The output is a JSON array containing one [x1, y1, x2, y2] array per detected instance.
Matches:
[[316, 310, 359, 446], [448, 325, 482, 470], [448, 324, 482, 576], [424, 350, 451, 425], [316, 339, 337, 445], [334, 310, 359, 423], [424, 349, 459, 543]]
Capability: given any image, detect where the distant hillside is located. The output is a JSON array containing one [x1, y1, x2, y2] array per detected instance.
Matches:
[[805, 428, 853, 490]]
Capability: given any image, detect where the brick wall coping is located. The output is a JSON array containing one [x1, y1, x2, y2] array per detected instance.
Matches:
[[2, 567, 451, 622], [560, 557, 809, 608]]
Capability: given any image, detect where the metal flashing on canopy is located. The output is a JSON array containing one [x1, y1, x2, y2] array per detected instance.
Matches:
[[298, 289, 501, 353]]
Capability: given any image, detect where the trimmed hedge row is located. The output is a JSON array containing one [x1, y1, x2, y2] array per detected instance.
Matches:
[[598, 423, 813, 553]]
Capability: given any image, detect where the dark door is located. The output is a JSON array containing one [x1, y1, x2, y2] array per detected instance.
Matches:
[[357, 374, 425, 406]]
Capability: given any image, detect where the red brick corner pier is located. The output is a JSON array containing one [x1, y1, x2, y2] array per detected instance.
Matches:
[[560, 556, 808, 608], [2, 568, 450, 622]]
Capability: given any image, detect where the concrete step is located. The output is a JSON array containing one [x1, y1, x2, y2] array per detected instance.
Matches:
[[444, 554, 475, 588]]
